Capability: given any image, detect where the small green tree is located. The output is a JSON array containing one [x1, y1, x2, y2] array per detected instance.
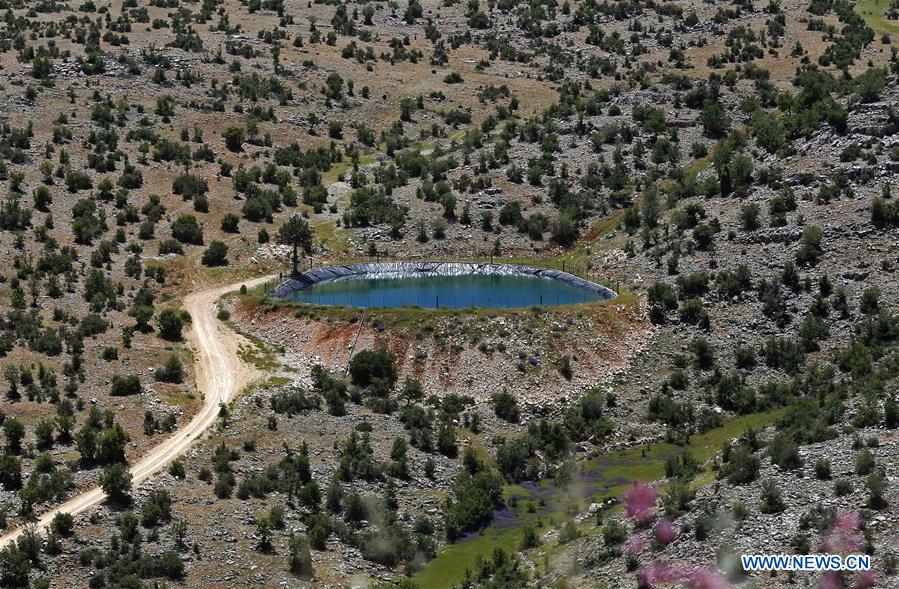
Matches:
[[223, 126, 245, 152], [170, 214, 204, 245], [724, 445, 760, 484], [277, 215, 313, 275], [324, 72, 344, 101], [854, 67, 886, 103], [689, 337, 716, 370], [51, 512, 75, 537], [129, 305, 154, 332], [348, 349, 397, 388], [602, 519, 626, 546], [0, 544, 31, 588], [288, 534, 314, 578], [172, 173, 209, 200], [172, 519, 188, 548], [157, 355, 184, 383], [100, 463, 132, 504], [256, 516, 273, 552], [201, 241, 229, 267], [111, 375, 142, 396], [520, 525, 540, 549], [3, 418, 25, 454], [740, 203, 761, 231], [33, 185, 52, 212], [700, 100, 730, 137], [158, 308, 186, 341], [860, 287, 880, 315], [551, 213, 579, 246], [96, 423, 130, 464], [491, 390, 520, 423], [34, 420, 55, 451], [867, 470, 888, 509], [796, 225, 823, 266], [0, 454, 22, 489], [221, 213, 240, 233], [885, 397, 899, 429], [759, 479, 785, 513], [855, 448, 876, 475]]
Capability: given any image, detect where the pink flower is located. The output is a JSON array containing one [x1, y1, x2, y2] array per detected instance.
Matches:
[[654, 520, 679, 545], [857, 570, 878, 588], [823, 512, 864, 555], [639, 562, 679, 586], [835, 512, 861, 530], [626, 483, 658, 523], [687, 569, 731, 589], [820, 572, 841, 589]]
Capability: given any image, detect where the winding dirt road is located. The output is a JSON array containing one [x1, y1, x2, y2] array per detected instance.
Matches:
[[0, 275, 272, 548]]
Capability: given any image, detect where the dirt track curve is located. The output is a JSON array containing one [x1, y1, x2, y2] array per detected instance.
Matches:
[[0, 275, 272, 548]]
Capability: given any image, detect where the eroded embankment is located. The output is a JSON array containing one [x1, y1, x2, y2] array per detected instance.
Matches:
[[227, 296, 653, 407]]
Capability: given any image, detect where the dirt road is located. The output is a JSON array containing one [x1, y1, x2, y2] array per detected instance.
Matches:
[[0, 275, 272, 548]]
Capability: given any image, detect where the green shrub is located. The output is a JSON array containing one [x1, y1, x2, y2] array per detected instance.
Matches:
[[491, 390, 520, 423], [444, 470, 504, 541], [156, 355, 184, 383], [170, 214, 203, 245], [723, 445, 760, 485], [601, 519, 626, 546], [201, 241, 229, 266], [288, 534, 314, 578], [221, 213, 240, 233], [834, 478, 853, 496], [99, 463, 132, 503], [348, 349, 397, 388], [768, 432, 803, 470], [158, 308, 188, 341], [172, 173, 209, 200], [760, 479, 785, 513], [111, 374, 142, 396]]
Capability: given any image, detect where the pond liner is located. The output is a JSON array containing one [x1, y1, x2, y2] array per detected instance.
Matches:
[[271, 262, 617, 301]]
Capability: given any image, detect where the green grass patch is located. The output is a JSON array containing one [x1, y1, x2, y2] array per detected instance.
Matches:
[[855, 0, 899, 33], [258, 376, 291, 388], [236, 342, 280, 371], [414, 408, 786, 589], [313, 219, 354, 256], [156, 387, 197, 408], [220, 310, 284, 371], [685, 152, 712, 178], [323, 152, 377, 185]]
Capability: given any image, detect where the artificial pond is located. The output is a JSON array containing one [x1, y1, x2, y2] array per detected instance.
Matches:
[[274, 262, 616, 309]]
